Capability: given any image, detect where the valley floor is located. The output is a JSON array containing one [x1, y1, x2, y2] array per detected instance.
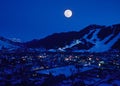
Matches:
[[0, 51, 120, 86]]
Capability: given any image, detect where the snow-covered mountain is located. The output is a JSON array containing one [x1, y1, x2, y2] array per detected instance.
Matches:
[[0, 24, 119, 52], [25, 24, 120, 52], [0, 36, 23, 50]]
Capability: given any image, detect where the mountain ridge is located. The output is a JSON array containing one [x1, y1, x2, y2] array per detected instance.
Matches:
[[0, 24, 120, 52], [24, 24, 120, 52]]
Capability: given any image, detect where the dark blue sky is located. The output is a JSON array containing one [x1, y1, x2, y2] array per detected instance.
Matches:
[[0, 0, 120, 42]]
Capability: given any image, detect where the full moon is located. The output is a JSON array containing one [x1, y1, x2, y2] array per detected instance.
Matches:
[[64, 9, 72, 18]]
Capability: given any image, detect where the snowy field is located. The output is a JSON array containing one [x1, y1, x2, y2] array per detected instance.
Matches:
[[36, 65, 93, 77]]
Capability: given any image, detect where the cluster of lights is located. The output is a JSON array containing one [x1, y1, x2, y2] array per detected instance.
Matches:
[[64, 55, 74, 61], [38, 55, 46, 59], [65, 58, 69, 61], [98, 61, 104, 67]]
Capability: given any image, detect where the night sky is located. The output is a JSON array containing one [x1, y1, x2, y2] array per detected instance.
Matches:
[[0, 0, 120, 42]]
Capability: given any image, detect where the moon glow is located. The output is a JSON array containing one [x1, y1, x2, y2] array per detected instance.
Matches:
[[64, 9, 72, 18]]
